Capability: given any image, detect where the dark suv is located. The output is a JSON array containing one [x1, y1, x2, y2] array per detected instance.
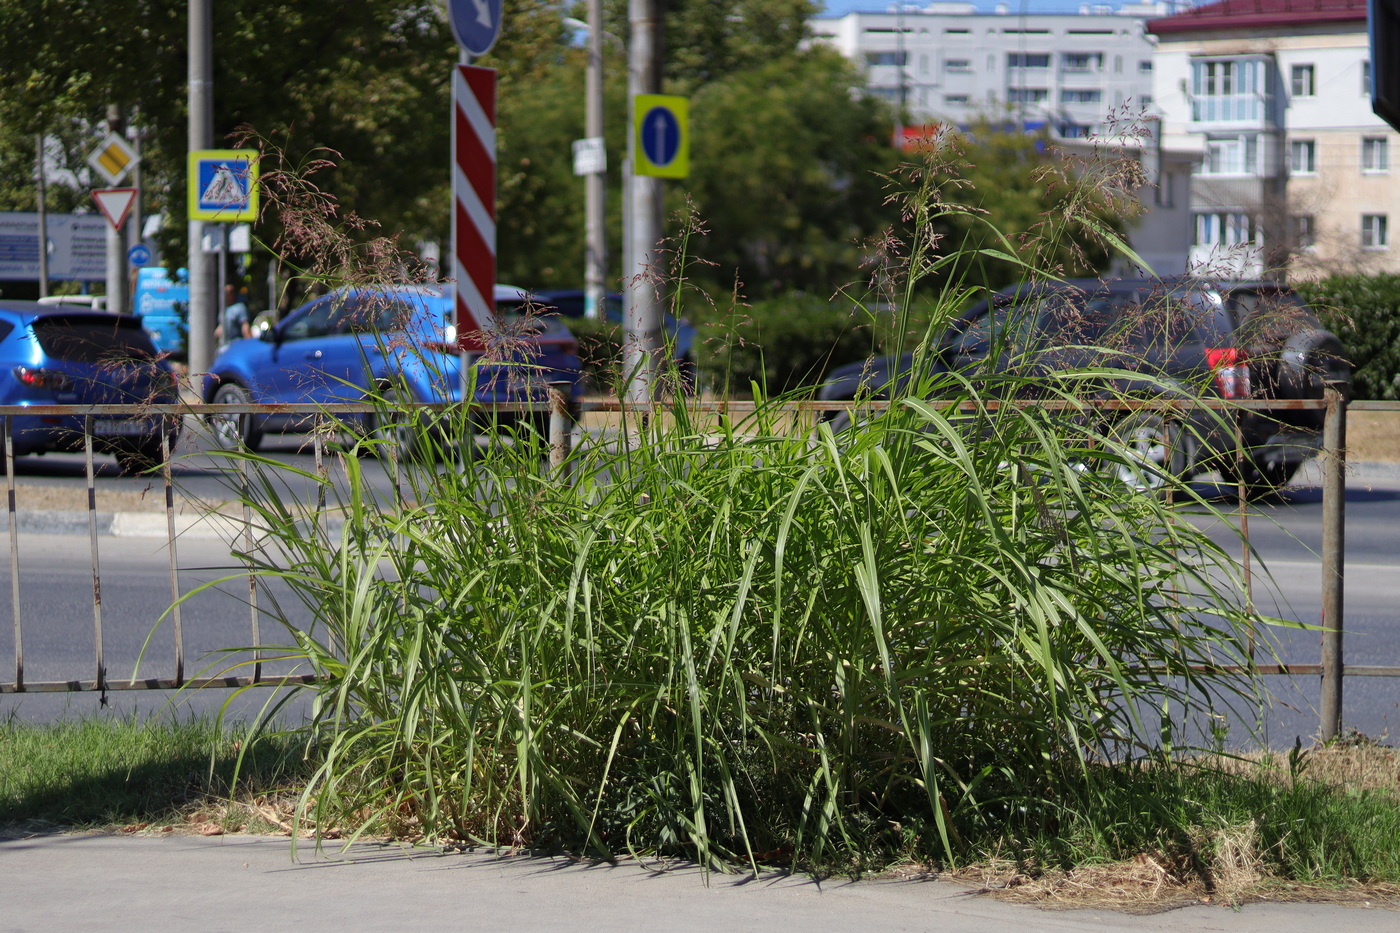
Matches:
[[817, 278, 1349, 493]]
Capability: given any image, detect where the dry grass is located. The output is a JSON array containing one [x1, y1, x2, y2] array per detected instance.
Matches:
[[946, 849, 1400, 914], [1214, 741, 1400, 799], [1347, 410, 1400, 463], [936, 814, 1400, 914]]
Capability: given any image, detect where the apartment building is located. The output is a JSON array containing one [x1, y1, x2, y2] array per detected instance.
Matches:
[[809, 2, 1167, 138], [1149, 0, 1400, 278]]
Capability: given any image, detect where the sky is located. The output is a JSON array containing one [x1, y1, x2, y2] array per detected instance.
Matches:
[[815, 0, 1155, 15]]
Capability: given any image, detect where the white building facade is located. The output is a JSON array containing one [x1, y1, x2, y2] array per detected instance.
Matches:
[[1149, 0, 1400, 279], [809, 3, 1168, 138]]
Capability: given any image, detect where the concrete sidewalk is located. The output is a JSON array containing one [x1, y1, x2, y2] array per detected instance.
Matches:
[[1, 833, 1395, 932]]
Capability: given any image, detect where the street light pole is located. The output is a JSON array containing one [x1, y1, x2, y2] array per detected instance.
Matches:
[[624, 0, 663, 408], [584, 0, 607, 320], [187, 0, 215, 379]]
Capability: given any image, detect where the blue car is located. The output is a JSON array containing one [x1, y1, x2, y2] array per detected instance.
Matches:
[[202, 284, 583, 455], [0, 301, 182, 474]]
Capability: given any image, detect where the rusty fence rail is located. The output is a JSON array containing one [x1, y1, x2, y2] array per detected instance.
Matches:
[[1, 393, 1397, 741]]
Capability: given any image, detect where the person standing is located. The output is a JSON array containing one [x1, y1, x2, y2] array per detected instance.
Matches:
[[215, 283, 250, 350]]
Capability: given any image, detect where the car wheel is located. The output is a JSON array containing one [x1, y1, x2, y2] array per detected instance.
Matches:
[[1106, 413, 1187, 493], [207, 382, 262, 452], [1218, 457, 1298, 499], [371, 386, 428, 463]]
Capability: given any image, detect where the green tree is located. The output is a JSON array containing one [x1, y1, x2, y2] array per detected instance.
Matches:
[[684, 48, 897, 297], [892, 121, 1138, 295]]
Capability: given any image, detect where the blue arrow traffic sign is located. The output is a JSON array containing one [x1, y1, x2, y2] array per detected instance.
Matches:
[[127, 244, 152, 267], [642, 107, 681, 167], [633, 95, 689, 178], [450, 0, 502, 57]]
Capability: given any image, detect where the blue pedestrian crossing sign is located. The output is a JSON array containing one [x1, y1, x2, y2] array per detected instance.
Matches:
[[188, 149, 259, 222], [449, 0, 502, 57], [634, 95, 689, 179]]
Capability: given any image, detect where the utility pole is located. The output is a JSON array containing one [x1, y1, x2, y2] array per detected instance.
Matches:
[[624, 0, 664, 407], [105, 105, 129, 315], [584, 0, 607, 320], [35, 133, 49, 299], [187, 0, 215, 378]]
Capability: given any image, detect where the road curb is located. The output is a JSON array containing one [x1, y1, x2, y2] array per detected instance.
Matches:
[[4, 460, 1397, 538]]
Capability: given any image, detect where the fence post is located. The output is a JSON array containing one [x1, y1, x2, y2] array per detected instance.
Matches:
[[548, 381, 577, 483], [1319, 382, 1347, 741]]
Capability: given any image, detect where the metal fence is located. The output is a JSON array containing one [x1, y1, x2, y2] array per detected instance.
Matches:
[[1, 392, 1396, 741]]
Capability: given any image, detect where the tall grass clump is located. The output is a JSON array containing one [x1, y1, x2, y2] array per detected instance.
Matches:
[[197, 134, 1273, 871]]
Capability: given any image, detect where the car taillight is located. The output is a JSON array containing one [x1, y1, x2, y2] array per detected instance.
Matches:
[[1205, 347, 1250, 399], [13, 367, 72, 391]]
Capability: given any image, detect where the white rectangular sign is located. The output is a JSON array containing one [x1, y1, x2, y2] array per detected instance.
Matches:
[[0, 212, 108, 281]]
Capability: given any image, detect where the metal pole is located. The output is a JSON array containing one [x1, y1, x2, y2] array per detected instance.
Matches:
[[217, 225, 228, 341], [187, 0, 216, 377], [624, 0, 663, 409], [6, 418, 22, 691], [130, 118, 143, 279], [549, 381, 577, 482], [35, 133, 50, 299], [584, 0, 607, 320], [105, 106, 129, 315], [1319, 383, 1347, 741], [84, 417, 105, 699]]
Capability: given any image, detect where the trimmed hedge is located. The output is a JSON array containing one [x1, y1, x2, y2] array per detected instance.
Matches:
[[565, 295, 943, 398], [1295, 274, 1400, 400], [693, 296, 884, 396]]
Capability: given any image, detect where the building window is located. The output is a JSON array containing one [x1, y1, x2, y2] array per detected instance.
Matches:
[[944, 94, 970, 105], [1007, 87, 1049, 104], [1141, 94, 1154, 108], [1139, 59, 1153, 73], [919, 54, 929, 75], [1191, 58, 1265, 123], [1292, 215, 1316, 248], [1062, 52, 1102, 72], [1007, 53, 1050, 69], [1058, 122, 1093, 138], [1061, 89, 1103, 104], [1290, 64, 1316, 98], [1363, 60, 1372, 95], [1362, 214, 1389, 249], [1200, 135, 1259, 175], [1290, 139, 1317, 174], [945, 58, 971, 72], [1363, 136, 1390, 172], [1195, 212, 1259, 249], [865, 51, 907, 67]]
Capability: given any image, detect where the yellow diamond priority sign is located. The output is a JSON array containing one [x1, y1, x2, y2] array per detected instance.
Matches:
[[86, 132, 139, 186]]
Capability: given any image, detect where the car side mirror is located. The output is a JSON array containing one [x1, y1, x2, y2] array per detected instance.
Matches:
[[261, 327, 278, 344]]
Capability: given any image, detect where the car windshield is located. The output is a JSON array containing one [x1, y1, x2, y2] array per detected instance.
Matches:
[[31, 316, 161, 364]]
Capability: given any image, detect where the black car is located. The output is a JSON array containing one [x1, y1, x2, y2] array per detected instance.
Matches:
[[816, 278, 1349, 494]]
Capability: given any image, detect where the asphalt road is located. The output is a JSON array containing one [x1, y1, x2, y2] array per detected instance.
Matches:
[[1, 460, 1397, 748], [5, 415, 407, 507], [0, 534, 317, 724]]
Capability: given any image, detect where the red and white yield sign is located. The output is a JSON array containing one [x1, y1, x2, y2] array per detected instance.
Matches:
[[451, 64, 497, 353]]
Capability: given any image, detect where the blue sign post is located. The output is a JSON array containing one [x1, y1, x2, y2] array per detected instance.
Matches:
[[127, 244, 152, 267], [449, 0, 502, 57]]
